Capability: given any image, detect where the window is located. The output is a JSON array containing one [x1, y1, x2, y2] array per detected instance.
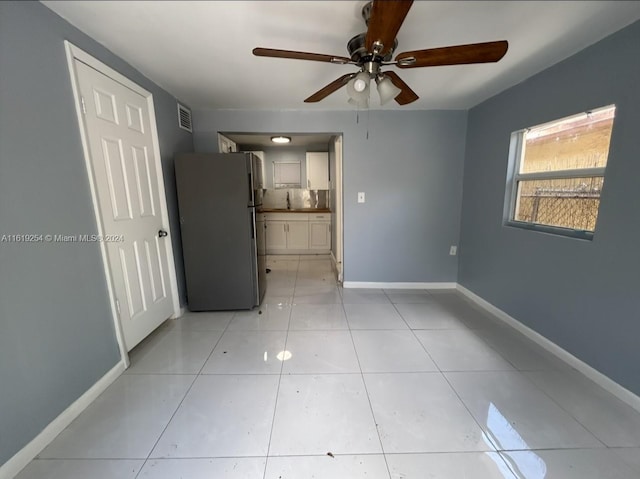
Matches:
[[506, 105, 615, 238], [273, 161, 301, 188]]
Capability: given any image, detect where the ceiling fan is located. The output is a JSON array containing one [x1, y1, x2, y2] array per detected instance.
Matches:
[[253, 0, 508, 107]]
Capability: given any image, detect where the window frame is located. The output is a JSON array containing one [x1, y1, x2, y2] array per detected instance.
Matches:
[[504, 105, 614, 240], [273, 160, 301, 189]]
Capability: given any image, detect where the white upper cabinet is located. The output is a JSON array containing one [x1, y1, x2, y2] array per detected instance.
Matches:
[[218, 133, 237, 153], [306, 152, 329, 190]]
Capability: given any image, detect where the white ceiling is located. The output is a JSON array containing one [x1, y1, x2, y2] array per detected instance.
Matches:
[[225, 133, 334, 148], [43, 1, 640, 111]]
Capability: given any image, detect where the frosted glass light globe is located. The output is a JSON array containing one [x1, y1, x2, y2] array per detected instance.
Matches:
[[353, 78, 368, 92]]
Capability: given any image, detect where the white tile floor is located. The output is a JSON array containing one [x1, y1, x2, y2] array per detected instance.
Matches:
[[17, 255, 640, 478]]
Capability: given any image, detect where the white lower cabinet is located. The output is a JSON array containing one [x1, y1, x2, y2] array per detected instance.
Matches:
[[309, 216, 331, 251], [265, 220, 287, 250], [287, 221, 309, 250], [265, 212, 330, 254]]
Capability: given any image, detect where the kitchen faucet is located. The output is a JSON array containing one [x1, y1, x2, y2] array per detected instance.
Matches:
[[286, 191, 291, 210]]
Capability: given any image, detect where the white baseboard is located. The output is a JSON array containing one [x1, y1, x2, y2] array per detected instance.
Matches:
[[457, 284, 640, 414], [0, 362, 125, 479], [343, 281, 457, 289], [3, 283, 639, 479]]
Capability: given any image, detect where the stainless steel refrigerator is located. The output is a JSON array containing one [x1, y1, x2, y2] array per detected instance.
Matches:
[[175, 152, 266, 311]]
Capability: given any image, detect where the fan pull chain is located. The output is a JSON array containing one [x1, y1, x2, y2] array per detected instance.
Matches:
[[355, 109, 371, 139], [355, 108, 370, 140], [366, 108, 370, 140]]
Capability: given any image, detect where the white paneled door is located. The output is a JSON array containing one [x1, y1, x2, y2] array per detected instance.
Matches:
[[75, 60, 175, 351]]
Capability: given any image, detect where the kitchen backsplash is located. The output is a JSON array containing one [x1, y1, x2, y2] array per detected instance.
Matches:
[[263, 189, 329, 210]]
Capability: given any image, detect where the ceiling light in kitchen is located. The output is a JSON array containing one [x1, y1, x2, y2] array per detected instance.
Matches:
[[271, 136, 291, 144]]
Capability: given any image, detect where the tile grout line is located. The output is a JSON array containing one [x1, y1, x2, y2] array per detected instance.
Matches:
[[404, 306, 521, 472], [32, 274, 631, 476], [472, 324, 636, 443], [389, 291, 514, 377], [385, 290, 444, 376], [387, 293, 523, 476], [396, 294, 610, 452], [370, 290, 614, 465], [132, 311, 234, 478], [261, 255, 299, 479], [516, 371, 610, 449], [343, 297, 393, 479], [437, 368, 522, 475]]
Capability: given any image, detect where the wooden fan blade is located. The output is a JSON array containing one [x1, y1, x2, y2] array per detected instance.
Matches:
[[304, 74, 354, 103], [365, 0, 414, 57], [384, 71, 418, 105], [395, 40, 508, 68], [253, 47, 351, 64]]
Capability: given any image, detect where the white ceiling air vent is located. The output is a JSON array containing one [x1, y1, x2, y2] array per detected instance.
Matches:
[[177, 103, 192, 133]]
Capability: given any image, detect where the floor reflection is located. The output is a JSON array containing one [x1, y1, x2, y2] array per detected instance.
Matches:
[[486, 402, 547, 478]]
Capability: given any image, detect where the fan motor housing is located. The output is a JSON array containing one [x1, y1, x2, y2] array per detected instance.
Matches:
[[348, 33, 397, 64]]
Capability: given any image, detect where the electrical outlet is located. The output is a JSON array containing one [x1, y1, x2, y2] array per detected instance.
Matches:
[[357, 192, 365, 203], [449, 245, 457, 256]]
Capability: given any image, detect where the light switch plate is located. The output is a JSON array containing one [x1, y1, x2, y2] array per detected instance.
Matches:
[[358, 192, 365, 203], [449, 245, 457, 256]]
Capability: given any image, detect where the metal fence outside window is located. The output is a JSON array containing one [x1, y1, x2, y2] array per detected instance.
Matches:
[[516, 178, 603, 231]]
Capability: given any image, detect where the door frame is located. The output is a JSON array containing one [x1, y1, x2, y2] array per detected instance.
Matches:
[[64, 41, 181, 366], [334, 135, 344, 282]]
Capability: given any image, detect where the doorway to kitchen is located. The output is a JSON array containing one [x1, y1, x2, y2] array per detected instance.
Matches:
[[218, 132, 344, 283]]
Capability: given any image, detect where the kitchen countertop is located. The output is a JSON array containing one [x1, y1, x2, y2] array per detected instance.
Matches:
[[259, 208, 331, 213]]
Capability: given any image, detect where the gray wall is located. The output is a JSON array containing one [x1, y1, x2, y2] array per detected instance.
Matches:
[[0, 1, 193, 465], [194, 109, 467, 282], [459, 21, 640, 394]]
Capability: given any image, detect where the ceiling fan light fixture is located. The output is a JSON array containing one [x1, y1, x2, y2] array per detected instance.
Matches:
[[348, 96, 369, 109], [253, 0, 508, 108], [353, 77, 368, 93], [271, 136, 291, 144], [346, 71, 371, 106], [376, 74, 402, 105]]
